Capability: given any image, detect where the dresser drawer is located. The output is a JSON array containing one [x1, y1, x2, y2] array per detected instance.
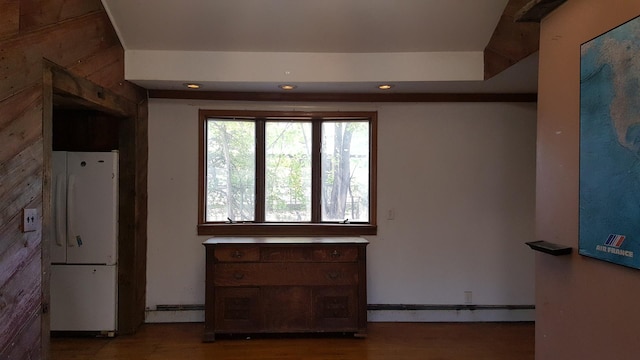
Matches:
[[312, 246, 359, 262], [260, 246, 312, 262], [215, 246, 260, 262], [214, 263, 358, 286]]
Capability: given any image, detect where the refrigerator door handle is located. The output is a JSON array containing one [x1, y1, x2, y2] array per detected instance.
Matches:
[[54, 174, 65, 246], [67, 174, 77, 247]]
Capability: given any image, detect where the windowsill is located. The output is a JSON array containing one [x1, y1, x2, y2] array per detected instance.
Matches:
[[197, 223, 377, 236]]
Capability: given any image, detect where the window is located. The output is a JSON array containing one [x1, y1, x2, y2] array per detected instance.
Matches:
[[198, 110, 377, 236]]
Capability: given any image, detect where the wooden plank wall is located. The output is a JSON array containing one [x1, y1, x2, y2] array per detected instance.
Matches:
[[0, 1, 147, 358]]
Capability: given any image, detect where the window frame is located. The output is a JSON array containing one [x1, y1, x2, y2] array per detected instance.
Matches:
[[198, 110, 377, 236]]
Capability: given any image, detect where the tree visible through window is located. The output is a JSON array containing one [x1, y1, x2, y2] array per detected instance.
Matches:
[[265, 121, 312, 222], [205, 120, 255, 222], [321, 121, 370, 222], [198, 110, 377, 236]]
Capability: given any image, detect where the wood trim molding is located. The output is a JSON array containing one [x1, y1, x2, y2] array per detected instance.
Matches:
[[150, 90, 537, 103], [197, 223, 377, 236], [41, 58, 54, 360], [198, 110, 378, 236]]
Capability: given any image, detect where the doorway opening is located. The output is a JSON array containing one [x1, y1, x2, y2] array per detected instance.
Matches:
[[42, 62, 147, 339]]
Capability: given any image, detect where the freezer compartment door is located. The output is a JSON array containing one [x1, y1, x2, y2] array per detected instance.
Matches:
[[66, 151, 118, 265], [51, 151, 68, 264], [50, 265, 117, 332]]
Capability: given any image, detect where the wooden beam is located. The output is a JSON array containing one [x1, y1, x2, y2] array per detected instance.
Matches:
[[484, 0, 540, 80], [41, 59, 54, 360], [515, 0, 567, 22], [133, 99, 149, 330], [46, 61, 137, 118]]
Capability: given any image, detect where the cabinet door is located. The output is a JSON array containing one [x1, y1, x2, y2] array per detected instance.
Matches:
[[261, 287, 312, 332], [214, 287, 260, 332], [313, 286, 358, 331]]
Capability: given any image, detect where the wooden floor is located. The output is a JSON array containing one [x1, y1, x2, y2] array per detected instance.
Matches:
[[51, 322, 534, 360]]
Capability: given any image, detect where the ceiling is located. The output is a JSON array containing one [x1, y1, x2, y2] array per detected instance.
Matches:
[[101, 0, 538, 94]]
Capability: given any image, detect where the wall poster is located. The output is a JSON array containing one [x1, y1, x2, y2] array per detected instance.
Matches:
[[580, 15, 640, 269]]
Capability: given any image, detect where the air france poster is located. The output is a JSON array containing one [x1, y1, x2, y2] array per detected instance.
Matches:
[[579, 15, 640, 269]]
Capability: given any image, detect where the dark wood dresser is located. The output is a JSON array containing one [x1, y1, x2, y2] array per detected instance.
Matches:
[[202, 237, 369, 342]]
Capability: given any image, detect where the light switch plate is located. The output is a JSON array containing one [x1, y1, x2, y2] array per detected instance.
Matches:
[[22, 208, 38, 233]]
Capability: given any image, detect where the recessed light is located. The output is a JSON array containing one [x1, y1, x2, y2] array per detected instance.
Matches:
[[378, 84, 394, 90], [279, 84, 297, 90], [184, 83, 201, 89]]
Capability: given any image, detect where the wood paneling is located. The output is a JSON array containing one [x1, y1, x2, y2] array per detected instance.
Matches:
[[0, 205, 41, 286], [0, 166, 42, 236], [0, 11, 119, 102], [0, 0, 20, 39], [0, 85, 40, 129], [0, 141, 42, 234], [0, 240, 42, 353], [52, 110, 120, 151], [68, 45, 145, 102], [0, 87, 43, 164], [0, 311, 41, 360], [19, 0, 103, 31], [0, 0, 148, 357], [0, 198, 40, 263]]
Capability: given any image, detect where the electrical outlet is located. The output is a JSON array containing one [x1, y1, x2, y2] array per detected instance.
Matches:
[[22, 208, 38, 233], [387, 208, 395, 220], [464, 291, 473, 304]]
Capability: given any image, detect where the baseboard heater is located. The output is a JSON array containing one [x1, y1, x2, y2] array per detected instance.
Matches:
[[153, 304, 535, 312], [155, 304, 205, 311], [149, 303, 534, 323], [368, 304, 535, 311]]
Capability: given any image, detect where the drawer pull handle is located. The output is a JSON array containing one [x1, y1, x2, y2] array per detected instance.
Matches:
[[233, 272, 245, 280], [328, 272, 340, 280], [231, 250, 243, 258], [330, 250, 341, 258]]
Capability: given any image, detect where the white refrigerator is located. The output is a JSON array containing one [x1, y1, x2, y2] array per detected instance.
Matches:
[[51, 151, 118, 333]]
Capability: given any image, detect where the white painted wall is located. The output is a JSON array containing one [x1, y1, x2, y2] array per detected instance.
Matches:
[[146, 99, 537, 322], [125, 50, 484, 84]]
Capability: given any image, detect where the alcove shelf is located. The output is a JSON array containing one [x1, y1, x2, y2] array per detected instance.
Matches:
[[526, 241, 572, 256]]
